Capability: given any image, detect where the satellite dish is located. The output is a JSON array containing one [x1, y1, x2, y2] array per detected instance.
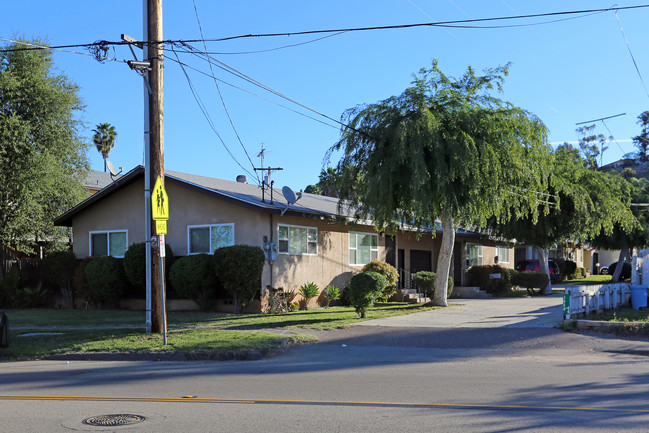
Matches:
[[106, 160, 123, 181], [281, 186, 302, 215], [282, 186, 297, 204]]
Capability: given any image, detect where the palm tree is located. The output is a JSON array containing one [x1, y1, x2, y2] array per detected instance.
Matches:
[[92, 123, 117, 172]]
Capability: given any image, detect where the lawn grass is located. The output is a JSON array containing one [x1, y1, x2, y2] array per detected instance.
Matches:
[[586, 308, 649, 323], [8, 303, 435, 330], [3, 328, 315, 360], [2, 303, 435, 360], [561, 275, 613, 286]]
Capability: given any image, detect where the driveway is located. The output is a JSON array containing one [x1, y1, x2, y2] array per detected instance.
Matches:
[[354, 295, 564, 328]]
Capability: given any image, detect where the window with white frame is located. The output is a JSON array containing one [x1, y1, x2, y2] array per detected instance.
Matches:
[[188, 224, 234, 254], [278, 224, 317, 255], [496, 246, 510, 264], [466, 243, 483, 268], [90, 230, 128, 257], [349, 232, 378, 265]]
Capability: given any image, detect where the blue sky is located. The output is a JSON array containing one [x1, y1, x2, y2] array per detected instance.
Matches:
[[3, 1, 649, 191]]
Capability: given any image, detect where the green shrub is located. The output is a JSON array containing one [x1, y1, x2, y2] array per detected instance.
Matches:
[[0, 265, 21, 307], [555, 259, 577, 280], [361, 260, 399, 301], [467, 265, 513, 294], [349, 271, 386, 318], [0, 265, 45, 308], [411, 271, 454, 299], [298, 282, 319, 310], [43, 250, 77, 309], [84, 256, 128, 307], [322, 286, 341, 308], [576, 267, 586, 279], [123, 242, 174, 294], [511, 271, 549, 294], [213, 245, 265, 313], [169, 254, 218, 310]]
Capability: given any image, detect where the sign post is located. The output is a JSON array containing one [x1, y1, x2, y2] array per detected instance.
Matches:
[[151, 176, 169, 345]]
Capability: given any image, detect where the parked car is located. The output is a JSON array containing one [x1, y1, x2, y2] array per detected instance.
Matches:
[[600, 261, 631, 280], [515, 259, 561, 283]]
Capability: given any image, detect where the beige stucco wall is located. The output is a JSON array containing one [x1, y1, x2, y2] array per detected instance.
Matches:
[[72, 179, 145, 257], [71, 178, 388, 310]]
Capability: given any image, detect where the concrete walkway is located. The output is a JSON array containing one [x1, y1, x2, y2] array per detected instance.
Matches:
[[355, 295, 564, 328]]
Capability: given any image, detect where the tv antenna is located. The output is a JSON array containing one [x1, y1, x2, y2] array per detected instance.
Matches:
[[281, 186, 303, 215], [254, 144, 283, 203]]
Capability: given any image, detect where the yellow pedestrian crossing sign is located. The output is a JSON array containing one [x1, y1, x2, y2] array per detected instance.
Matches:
[[152, 176, 169, 221]]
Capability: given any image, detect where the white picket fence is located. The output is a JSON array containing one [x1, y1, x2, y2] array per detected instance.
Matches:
[[563, 283, 631, 319]]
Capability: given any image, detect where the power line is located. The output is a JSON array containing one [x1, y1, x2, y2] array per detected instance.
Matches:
[[186, 32, 346, 55], [2, 4, 648, 53], [171, 46, 257, 180], [614, 10, 649, 100], [190, 0, 259, 183], [161, 53, 340, 130]]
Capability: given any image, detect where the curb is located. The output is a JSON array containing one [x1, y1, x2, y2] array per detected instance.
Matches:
[[570, 319, 649, 336]]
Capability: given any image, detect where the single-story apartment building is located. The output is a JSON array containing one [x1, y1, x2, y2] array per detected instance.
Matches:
[[55, 166, 515, 311]]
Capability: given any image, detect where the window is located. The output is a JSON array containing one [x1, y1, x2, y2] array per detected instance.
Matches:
[[496, 246, 510, 264], [349, 232, 378, 265], [278, 224, 317, 255], [90, 230, 127, 257], [466, 243, 483, 268], [188, 224, 234, 254]]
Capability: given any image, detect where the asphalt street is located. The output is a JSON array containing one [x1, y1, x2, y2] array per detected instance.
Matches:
[[2, 295, 649, 432]]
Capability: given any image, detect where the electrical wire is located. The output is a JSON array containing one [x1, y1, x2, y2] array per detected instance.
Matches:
[[614, 10, 649, 100], [171, 46, 257, 180], [2, 4, 648, 52], [162, 53, 340, 130], [191, 0, 259, 183], [182, 32, 346, 55], [0, 37, 121, 61], [601, 119, 626, 155], [176, 46, 357, 133]]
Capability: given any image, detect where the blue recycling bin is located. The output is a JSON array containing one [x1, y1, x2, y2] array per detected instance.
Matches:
[[630, 285, 648, 310]]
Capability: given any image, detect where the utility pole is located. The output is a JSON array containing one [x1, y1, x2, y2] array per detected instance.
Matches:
[[147, 0, 165, 334]]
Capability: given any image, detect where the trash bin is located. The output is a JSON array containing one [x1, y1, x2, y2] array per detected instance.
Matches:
[[0, 310, 8, 348], [630, 285, 648, 310]]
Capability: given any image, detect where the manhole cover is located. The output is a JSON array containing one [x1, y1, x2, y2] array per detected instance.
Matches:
[[82, 414, 146, 426]]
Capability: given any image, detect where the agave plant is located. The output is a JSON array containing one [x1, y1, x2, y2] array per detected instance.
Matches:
[[322, 286, 340, 308], [298, 282, 319, 310]]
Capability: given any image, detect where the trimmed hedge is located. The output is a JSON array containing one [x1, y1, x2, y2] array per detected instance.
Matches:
[[213, 245, 265, 313], [169, 254, 218, 310], [411, 271, 454, 299], [511, 271, 549, 294], [349, 271, 386, 318], [43, 250, 77, 309], [84, 256, 128, 307], [360, 260, 399, 301], [467, 265, 514, 294], [123, 242, 174, 294]]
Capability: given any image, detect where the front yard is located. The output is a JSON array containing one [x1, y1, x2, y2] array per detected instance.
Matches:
[[2, 303, 437, 360]]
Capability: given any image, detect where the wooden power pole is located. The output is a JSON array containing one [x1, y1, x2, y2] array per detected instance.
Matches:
[[148, 0, 165, 334]]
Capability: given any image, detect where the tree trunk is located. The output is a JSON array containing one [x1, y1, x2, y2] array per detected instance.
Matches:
[[233, 295, 241, 314], [433, 213, 455, 307], [533, 246, 552, 295], [611, 246, 629, 283]]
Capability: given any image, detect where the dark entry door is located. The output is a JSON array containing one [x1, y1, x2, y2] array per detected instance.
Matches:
[[410, 250, 432, 273], [385, 235, 396, 268], [453, 242, 463, 283]]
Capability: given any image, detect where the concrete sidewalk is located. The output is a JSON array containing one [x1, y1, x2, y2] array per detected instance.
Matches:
[[355, 295, 564, 328]]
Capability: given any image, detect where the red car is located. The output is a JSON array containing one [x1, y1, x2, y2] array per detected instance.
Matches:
[[515, 259, 561, 283]]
